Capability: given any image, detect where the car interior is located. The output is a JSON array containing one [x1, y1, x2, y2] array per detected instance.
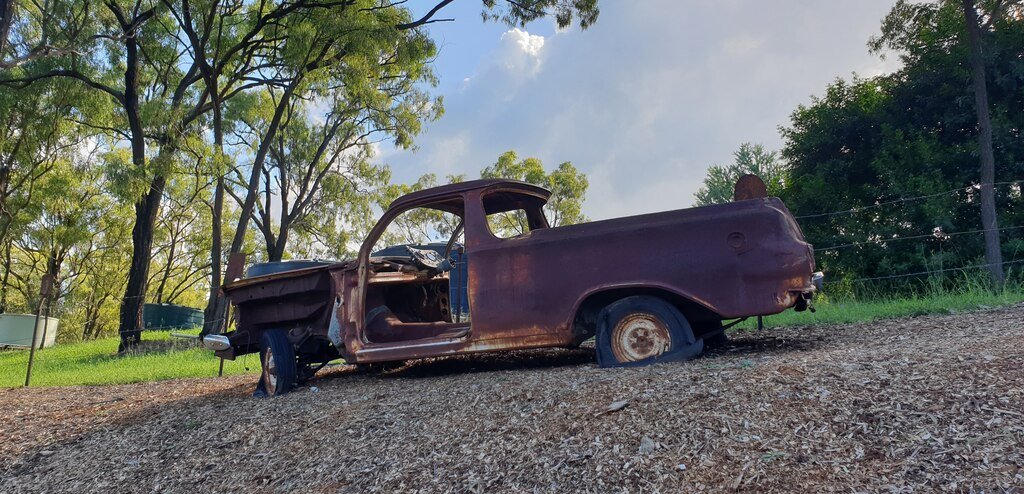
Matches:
[[362, 190, 549, 344]]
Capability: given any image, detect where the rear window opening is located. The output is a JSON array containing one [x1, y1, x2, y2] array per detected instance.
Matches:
[[481, 189, 549, 239]]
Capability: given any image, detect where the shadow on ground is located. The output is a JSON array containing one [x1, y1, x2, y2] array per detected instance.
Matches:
[[317, 346, 598, 382], [704, 331, 822, 358], [316, 329, 826, 383]]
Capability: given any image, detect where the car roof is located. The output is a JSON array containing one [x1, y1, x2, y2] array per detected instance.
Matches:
[[388, 179, 551, 211]]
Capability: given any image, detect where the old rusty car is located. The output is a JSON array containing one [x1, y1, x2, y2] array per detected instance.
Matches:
[[203, 178, 821, 395]]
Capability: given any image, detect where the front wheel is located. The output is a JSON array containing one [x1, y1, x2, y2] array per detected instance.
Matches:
[[258, 329, 297, 396], [595, 295, 704, 368]]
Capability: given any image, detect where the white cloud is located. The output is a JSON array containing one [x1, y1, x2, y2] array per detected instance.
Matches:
[[497, 28, 546, 76], [721, 35, 763, 56], [419, 131, 470, 176], [386, 1, 901, 221]]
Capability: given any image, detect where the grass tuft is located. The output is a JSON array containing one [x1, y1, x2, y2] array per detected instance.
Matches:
[[734, 282, 1024, 330]]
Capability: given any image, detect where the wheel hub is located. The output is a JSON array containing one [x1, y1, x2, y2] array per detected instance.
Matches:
[[611, 312, 671, 362]]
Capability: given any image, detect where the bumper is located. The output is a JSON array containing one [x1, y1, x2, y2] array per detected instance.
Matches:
[[202, 334, 231, 351], [792, 272, 824, 312]]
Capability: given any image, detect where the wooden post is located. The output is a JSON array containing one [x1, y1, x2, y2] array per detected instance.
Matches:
[[25, 274, 54, 387], [37, 274, 52, 350], [757, 315, 764, 331]]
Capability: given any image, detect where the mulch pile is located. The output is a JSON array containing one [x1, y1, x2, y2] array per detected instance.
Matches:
[[2, 305, 1022, 492]]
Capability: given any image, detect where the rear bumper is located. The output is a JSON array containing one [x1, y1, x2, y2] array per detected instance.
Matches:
[[203, 334, 239, 360], [791, 272, 824, 312], [202, 334, 231, 351]]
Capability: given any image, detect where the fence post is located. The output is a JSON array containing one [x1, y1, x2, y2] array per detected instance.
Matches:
[[25, 274, 54, 387]]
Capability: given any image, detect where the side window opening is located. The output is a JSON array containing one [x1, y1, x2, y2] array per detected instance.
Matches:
[[372, 208, 462, 254], [482, 190, 549, 239]]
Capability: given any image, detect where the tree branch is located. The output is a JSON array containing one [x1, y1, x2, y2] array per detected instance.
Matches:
[[395, 0, 455, 29], [0, 69, 126, 103]]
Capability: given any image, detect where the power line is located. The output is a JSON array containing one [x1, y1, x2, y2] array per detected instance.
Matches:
[[814, 225, 1024, 252], [795, 180, 1024, 220]]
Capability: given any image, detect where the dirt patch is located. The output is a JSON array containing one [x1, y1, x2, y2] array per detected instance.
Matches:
[[2, 306, 1023, 493]]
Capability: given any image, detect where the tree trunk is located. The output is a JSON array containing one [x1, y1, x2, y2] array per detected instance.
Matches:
[[0, 241, 10, 313], [0, 166, 9, 313], [202, 176, 225, 334], [154, 233, 177, 304], [0, 0, 15, 57], [118, 175, 165, 352], [201, 81, 226, 335], [117, 31, 166, 352], [962, 0, 1004, 291], [202, 81, 299, 335], [270, 229, 290, 264]]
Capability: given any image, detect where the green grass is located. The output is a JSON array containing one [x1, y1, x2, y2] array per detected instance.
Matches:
[[734, 285, 1024, 330], [0, 329, 259, 388], [4, 283, 1023, 388]]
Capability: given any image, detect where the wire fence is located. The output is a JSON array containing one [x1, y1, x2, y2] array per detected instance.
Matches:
[[794, 179, 1024, 221], [814, 225, 1024, 252], [0, 315, 241, 388], [791, 180, 1024, 287], [0, 319, 225, 349], [822, 259, 1024, 285]]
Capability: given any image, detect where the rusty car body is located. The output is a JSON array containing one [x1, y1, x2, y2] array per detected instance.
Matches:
[[203, 178, 820, 395]]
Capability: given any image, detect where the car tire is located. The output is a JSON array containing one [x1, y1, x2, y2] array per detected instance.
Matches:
[[595, 295, 704, 368], [258, 329, 297, 396]]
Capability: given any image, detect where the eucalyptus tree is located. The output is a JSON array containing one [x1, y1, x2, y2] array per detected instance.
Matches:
[[870, 0, 1024, 290], [0, 0, 215, 350], [481, 150, 589, 236], [7, 152, 113, 322], [148, 172, 212, 306], [223, 7, 441, 263], [0, 0, 602, 348], [0, 76, 97, 313], [694, 143, 788, 207]]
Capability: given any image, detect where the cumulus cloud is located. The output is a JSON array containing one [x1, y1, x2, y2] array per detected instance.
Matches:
[[496, 28, 546, 76], [386, 1, 900, 220]]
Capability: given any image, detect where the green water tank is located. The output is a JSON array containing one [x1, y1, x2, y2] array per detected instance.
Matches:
[[142, 303, 204, 331]]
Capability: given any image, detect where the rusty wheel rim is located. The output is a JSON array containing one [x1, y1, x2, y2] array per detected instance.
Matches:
[[263, 347, 279, 395], [610, 312, 672, 362]]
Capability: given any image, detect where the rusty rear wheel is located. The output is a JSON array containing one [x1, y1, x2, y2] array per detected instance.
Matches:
[[610, 312, 673, 362], [596, 295, 704, 368]]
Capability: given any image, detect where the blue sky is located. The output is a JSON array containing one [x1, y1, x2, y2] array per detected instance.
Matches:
[[385, 1, 901, 220]]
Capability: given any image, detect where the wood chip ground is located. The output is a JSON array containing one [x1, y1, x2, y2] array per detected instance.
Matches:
[[2, 305, 1023, 493]]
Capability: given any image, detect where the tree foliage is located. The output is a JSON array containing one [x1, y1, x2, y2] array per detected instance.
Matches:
[[694, 143, 788, 206], [481, 150, 588, 236], [781, 0, 1024, 286], [0, 0, 600, 345]]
